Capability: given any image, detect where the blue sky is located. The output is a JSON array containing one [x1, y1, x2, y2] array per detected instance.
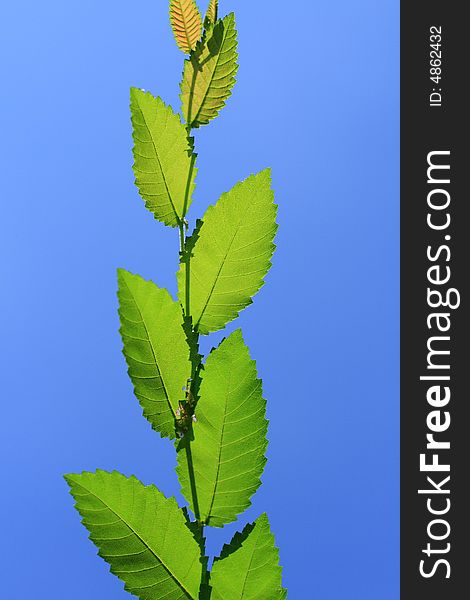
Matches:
[[0, 1, 399, 598]]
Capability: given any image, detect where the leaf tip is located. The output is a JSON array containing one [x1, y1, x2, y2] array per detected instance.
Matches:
[[230, 327, 244, 341], [63, 473, 74, 486], [226, 11, 236, 24], [129, 86, 147, 104], [204, 0, 219, 26], [117, 267, 132, 284], [259, 166, 273, 182]]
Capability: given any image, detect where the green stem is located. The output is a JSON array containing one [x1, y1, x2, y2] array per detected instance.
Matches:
[[178, 119, 206, 582], [182, 151, 197, 219], [179, 220, 185, 255], [178, 219, 190, 317], [180, 122, 196, 319], [180, 219, 191, 319], [186, 54, 198, 128], [184, 440, 201, 520]]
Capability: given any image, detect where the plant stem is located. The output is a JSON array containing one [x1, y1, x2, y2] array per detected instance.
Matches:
[[182, 152, 197, 218], [179, 120, 206, 577], [178, 219, 190, 317], [178, 220, 184, 252], [179, 219, 192, 319], [184, 440, 201, 520]]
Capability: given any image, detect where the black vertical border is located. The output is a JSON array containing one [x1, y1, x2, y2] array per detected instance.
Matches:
[[401, 3, 468, 598]]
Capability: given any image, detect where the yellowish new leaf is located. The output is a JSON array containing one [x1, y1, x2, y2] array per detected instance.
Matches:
[[205, 0, 218, 25], [170, 0, 203, 54]]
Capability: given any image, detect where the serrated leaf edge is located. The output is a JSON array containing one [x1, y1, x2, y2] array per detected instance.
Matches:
[[170, 0, 203, 54], [64, 470, 199, 599]]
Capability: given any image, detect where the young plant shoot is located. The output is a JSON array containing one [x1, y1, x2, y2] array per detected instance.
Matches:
[[65, 1, 286, 597]]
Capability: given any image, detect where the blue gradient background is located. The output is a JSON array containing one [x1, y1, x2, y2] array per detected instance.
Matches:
[[0, 1, 399, 598]]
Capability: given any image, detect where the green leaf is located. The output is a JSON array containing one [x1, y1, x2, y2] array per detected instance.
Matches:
[[130, 87, 197, 227], [210, 513, 286, 599], [177, 169, 277, 334], [177, 330, 268, 527], [181, 13, 238, 128], [65, 470, 201, 599], [204, 0, 218, 25], [170, 0, 203, 54], [117, 269, 191, 439]]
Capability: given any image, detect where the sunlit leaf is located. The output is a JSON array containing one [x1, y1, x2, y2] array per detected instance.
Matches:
[[210, 513, 286, 599], [170, 0, 203, 54], [181, 13, 238, 128], [65, 470, 201, 599]]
